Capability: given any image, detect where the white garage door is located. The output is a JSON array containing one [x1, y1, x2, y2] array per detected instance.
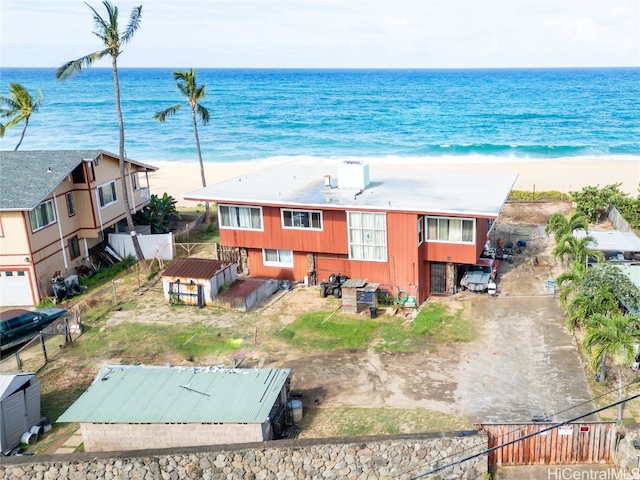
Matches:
[[0, 270, 33, 306]]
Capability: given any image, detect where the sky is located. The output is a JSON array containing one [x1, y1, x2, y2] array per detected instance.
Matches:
[[0, 0, 638, 69]]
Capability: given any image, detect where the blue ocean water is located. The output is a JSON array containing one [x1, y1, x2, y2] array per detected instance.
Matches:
[[0, 67, 639, 164]]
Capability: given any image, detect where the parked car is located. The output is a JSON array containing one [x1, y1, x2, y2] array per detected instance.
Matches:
[[460, 258, 499, 292], [0, 308, 69, 351]]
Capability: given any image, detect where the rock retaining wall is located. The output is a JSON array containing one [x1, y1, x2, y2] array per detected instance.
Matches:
[[0, 433, 487, 480]]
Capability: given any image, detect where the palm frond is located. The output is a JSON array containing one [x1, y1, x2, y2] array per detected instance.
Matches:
[[56, 51, 108, 80], [154, 104, 182, 121], [121, 5, 142, 44], [196, 104, 210, 125]]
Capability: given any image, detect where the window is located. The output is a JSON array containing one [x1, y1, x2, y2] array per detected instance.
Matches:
[[30, 199, 56, 232], [98, 181, 118, 208], [347, 211, 387, 262], [68, 236, 81, 259], [71, 164, 85, 183], [426, 217, 474, 243], [282, 209, 322, 230], [66, 192, 75, 216], [88, 161, 96, 181], [218, 205, 263, 230], [263, 249, 294, 267], [132, 173, 140, 190], [418, 216, 424, 245]]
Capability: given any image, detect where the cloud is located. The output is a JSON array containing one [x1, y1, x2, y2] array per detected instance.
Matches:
[[1, 0, 638, 68]]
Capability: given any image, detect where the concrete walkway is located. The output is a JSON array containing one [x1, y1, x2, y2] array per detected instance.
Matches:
[[53, 430, 83, 454]]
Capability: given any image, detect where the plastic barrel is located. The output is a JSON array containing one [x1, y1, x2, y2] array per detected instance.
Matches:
[[21, 431, 37, 445], [369, 306, 377, 319], [287, 400, 303, 422]]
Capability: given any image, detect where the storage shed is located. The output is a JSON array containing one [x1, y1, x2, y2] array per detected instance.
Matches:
[[57, 365, 292, 452], [162, 258, 237, 306], [0, 373, 41, 454], [341, 279, 379, 315]]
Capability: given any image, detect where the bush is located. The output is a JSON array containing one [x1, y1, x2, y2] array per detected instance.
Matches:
[[508, 190, 567, 202], [79, 255, 137, 290]]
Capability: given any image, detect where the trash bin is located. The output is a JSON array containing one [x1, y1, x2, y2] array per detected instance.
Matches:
[[369, 306, 377, 319]]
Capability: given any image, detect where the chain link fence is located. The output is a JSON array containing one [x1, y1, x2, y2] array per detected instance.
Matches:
[[0, 309, 83, 374]]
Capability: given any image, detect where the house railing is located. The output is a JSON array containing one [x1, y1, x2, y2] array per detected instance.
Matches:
[[139, 187, 151, 203]]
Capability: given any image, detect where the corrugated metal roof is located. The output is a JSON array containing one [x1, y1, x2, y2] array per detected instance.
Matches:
[[162, 258, 229, 279], [216, 278, 266, 299], [0, 150, 157, 211], [0, 373, 35, 401], [183, 162, 519, 218], [57, 365, 290, 424]]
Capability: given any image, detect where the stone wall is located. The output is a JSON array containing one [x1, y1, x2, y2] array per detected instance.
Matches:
[[0, 432, 487, 480], [614, 424, 640, 477]]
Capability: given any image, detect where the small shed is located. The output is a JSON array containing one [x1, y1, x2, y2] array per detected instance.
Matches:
[[0, 373, 41, 454], [162, 258, 237, 306], [57, 365, 292, 452], [341, 279, 379, 315]]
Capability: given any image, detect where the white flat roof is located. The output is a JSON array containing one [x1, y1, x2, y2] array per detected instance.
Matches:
[[574, 230, 640, 252], [184, 162, 518, 217]]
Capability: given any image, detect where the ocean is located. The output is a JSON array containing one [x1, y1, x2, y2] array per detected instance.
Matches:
[[0, 67, 639, 165]]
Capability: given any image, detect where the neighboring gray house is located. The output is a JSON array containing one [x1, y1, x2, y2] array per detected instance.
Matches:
[[0, 373, 41, 454], [57, 365, 292, 452], [161, 258, 238, 306]]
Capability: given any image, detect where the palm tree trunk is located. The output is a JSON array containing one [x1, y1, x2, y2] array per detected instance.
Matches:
[[112, 56, 144, 262], [600, 352, 606, 382], [14, 119, 28, 151], [617, 366, 623, 422], [192, 107, 210, 222]]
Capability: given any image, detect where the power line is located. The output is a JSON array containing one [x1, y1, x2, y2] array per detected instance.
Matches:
[[395, 379, 639, 479], [408, 392, 640, 480]]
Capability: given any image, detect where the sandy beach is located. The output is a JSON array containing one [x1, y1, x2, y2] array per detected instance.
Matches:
[[147, 159, 640, 207]]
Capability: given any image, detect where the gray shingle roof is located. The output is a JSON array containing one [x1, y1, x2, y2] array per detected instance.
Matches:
[[0, 150, 157, 211]]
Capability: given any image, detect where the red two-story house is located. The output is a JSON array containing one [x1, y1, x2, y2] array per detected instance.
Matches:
[[184, 161, 517, 304]]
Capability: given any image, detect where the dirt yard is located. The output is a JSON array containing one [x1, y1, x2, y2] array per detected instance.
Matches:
[[146, 205, 582, 406], [38, 201, 601, 444]]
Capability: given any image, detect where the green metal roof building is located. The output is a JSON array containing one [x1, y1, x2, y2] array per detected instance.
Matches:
[[57, 365, 292, 452]]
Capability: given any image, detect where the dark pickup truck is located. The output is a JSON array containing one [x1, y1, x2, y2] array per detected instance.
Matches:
[[0, 308, 69, 351]]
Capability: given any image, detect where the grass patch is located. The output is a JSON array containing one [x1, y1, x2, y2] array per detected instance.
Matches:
[[377, 303, 474, 352], [298, 407, 470, 438], [79, 256, 137, 290], [277, 312, 378, 350], [277, 303, 473, 352], [65, 323, 245, 364]]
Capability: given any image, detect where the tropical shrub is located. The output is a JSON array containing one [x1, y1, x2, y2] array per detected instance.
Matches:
[[134, 193, 181, 233]]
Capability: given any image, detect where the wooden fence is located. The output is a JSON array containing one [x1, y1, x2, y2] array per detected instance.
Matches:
[[485, 422, 618, 466]]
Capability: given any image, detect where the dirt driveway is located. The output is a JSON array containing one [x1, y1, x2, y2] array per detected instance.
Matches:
[[277, 202, 595, 424]]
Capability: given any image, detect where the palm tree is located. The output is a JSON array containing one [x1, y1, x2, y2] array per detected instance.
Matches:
[[0, 83, 43, 150], [565, 287, 618, 332], [545, 211, 589, 244], [56, 1, 144, 261], [583, 312, 640, 420], [552, 233, 603, 268], [155, 69, 211, 219]]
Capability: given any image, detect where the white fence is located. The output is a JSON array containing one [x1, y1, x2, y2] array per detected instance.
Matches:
[[108, 233, 174, 261]]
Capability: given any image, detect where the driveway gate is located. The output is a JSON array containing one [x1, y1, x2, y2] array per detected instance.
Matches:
[[484, 422, 617, 466]]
